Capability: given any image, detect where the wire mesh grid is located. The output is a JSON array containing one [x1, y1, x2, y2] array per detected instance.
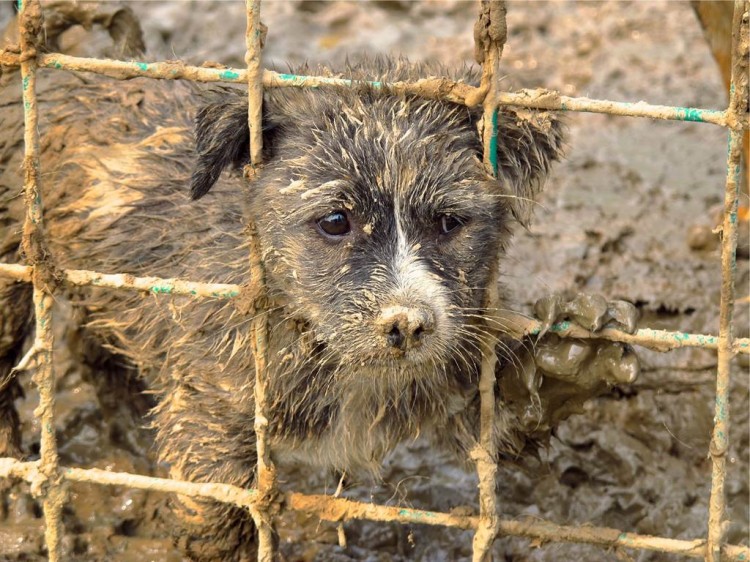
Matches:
[[0, 0, 748, 560]]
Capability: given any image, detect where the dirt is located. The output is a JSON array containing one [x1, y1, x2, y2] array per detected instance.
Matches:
[[0, 1, 748, 561]]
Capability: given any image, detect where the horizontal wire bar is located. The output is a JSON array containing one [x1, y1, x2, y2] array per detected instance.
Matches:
[[0, 50, 736, 126], [494, 310, 750, 355], [0, 51, 479, 104], [1, 262, 747, 354], [496, 89, 729, 126], [0, 263, 239, 298], [0, 458, 747, 561]]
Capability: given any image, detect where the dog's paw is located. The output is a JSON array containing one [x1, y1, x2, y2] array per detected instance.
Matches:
[[499, 294, 640, 435], [534, 292, 639, 336]]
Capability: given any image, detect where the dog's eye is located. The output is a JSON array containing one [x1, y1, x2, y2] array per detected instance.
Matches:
[[317, 211, 351, 238], [438, 214, 464, 235]]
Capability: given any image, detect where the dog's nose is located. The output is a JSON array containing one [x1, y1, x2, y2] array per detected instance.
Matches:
[[377, 305, 435, 351]]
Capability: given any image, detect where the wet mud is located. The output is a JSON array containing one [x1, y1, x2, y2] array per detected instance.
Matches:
[[0, 1, 748, 561]]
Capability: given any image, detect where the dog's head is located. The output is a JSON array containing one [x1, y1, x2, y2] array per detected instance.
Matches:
[[190, 61, 564, 381]]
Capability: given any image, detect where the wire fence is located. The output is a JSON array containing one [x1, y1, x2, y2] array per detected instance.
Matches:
[[0, 0, 748, 560]]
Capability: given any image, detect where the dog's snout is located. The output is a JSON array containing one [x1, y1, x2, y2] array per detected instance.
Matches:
[[378, 306, 435, 351], [386, 325, 406, 349]]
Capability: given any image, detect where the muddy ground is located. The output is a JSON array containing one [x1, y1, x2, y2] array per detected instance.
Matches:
[[0, 1, 748, 561]]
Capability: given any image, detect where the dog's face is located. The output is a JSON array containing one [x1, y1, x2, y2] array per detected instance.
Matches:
[[258, 95, 507, 375], [191, 76, 563, 381]]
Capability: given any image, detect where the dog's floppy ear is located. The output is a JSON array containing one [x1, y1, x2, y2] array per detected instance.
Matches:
[[492, 108, 565, 224], [190, 90, 277, 200], [190, 94, 250, 200]]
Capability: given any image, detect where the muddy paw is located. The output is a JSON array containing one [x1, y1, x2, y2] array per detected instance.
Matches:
[[500, 294, 641, 436], [534, 292, 639, 336], [501, 335, 640, 435], [533, 335, 639, 388]]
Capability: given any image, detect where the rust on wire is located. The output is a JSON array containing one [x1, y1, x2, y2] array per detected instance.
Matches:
[[706, 2, 749, 561], [17, 1, 65, 560]]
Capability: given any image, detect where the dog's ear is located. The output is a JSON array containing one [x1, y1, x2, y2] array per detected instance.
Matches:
[[492, 108, 565, 224], [190, 94, 250, 200], [190, 90, 277, 200]]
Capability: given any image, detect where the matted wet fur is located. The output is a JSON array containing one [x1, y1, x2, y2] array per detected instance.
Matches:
[[0, 55, 571, 559]]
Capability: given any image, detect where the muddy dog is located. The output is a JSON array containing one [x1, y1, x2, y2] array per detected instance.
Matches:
[[0, 11, 639, 561]]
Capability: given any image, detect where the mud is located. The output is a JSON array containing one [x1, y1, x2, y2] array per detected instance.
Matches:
[[0, 1, 747, 561]]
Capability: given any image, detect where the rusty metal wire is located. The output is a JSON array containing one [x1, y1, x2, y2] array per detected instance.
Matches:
[[0, 0, 748, 561], [0, 51, 736, 126], [242, 2, 278, 561], [707, 2, 749, 560], [0, 457, 747, 560], [17, 1, 64, 560], [1, 263, 749, 355], [472, 2, 507, 559]]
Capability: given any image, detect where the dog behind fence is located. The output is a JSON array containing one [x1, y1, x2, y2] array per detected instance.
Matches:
[[0, 1, 748, 560]]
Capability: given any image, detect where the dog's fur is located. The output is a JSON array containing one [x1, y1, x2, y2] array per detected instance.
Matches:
[[0, 55, 564, 559]]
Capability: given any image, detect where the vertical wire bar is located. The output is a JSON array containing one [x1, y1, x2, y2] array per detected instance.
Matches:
[[471, 265, 501, 562], [18, 0, 65, 560], [706, 2, 749, 561], [246, 0, 264, 168], [480, 48, 501, 177], [472, 2, 506, 561], [245, 1, 276, 561]]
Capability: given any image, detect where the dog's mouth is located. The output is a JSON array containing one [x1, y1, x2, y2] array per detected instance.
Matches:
[[304, 312, 462, 376], [332, 340, 451, 375]]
